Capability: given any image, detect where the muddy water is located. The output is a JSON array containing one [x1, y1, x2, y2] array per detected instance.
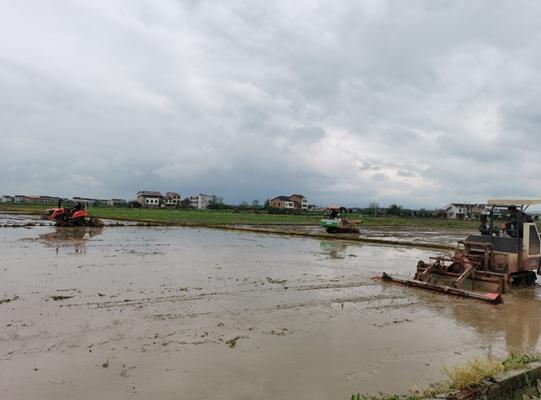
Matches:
[[1, 224, 541, 400], [234, 224, 474, 247], [0, 213, 139, 227], [0, 213, 49, 226]]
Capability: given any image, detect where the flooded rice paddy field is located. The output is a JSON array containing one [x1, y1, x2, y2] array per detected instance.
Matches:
[[233, 224, 472, 247], [2, 220, 541, 400], [0, 213, 139, 228]]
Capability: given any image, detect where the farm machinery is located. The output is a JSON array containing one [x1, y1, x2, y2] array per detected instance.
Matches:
[[320, 206, 362, 234], [41, 201, 103, 227], [382, 200, 541, 303]]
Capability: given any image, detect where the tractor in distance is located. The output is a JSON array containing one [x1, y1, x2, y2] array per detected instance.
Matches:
[[320, 206, 362, 234], [42, 200, 103, 227]]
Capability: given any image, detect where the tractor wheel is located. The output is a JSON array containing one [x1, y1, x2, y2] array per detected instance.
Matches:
[[326, 227, 337, 234]]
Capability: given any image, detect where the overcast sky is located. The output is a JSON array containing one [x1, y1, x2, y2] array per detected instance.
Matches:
[[1, 1, 541, 208]]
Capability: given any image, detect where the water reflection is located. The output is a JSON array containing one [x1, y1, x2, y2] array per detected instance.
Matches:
[[39, 227, 103, 255], [448, 289, 541, 354], [320, 240, 348, 259]]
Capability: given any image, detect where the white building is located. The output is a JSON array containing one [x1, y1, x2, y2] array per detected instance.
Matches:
[[441, 203, 486, 220], [190, 194, 211, 209], [1, 195, 14, 203], [284, 201, 295, 209], [9, 195, 60, 205], [137, 191, 163, 208], [270, 194, 308, 210], [14, 195, 28, 203]]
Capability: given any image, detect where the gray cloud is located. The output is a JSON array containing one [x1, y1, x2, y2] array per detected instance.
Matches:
[[1, 1, 541, 207]]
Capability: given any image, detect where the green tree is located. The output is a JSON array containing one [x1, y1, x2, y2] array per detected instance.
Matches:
[[388, 204, 403, 216], [368, 201, 379, 216]]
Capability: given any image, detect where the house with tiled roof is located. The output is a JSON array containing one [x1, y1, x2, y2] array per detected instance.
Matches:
[[440, 203, 486, 220], [136, 191, 164, 208], [270, 194, 308, 210], [164, 192, 181, 208]]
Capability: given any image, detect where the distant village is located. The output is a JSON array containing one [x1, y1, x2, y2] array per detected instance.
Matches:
[[0, 192, 517, 220], [0, 192, 224, 210], [0, 192, 310, 211]]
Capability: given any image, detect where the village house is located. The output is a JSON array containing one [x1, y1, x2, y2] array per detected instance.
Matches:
[[3, 193, 128, 207], [11, 195, 61, 205], [36, 195, 61, 205], [440, 203, 486, 220], [289, 194, 308, 210], [164, 192, 181, 208], [14, 195, 28, 203], [270, 194, 308, 210], [190, 194, 211, 209], [270, 196, 295, 209], [136, 191, 163, 208]]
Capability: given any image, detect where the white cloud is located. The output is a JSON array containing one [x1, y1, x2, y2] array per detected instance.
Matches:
[[1, 0, 541, 207]]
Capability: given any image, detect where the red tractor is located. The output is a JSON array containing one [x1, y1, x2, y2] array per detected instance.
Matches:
[[42, 201, 102, 227]]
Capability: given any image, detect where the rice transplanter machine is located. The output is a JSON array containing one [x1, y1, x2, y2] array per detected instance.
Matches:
[[381, 199, 541, 303]]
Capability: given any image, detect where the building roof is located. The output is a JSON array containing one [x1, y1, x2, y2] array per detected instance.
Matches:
[[271, 196, 291, 201], [137, 191, 163, 197], [166, 192, 180, 197]]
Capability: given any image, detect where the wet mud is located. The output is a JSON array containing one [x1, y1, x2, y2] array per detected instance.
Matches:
[[228, 224, 471, 249], [1, 220, 541, 400]]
